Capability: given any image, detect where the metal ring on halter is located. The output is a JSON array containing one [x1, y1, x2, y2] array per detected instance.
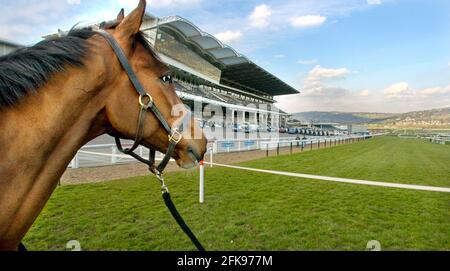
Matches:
[[139, 93, 153, 109], [168, 128, 182, 144]]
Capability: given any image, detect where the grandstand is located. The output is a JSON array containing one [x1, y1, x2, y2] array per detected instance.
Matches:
[[139, 14, 298, 130]]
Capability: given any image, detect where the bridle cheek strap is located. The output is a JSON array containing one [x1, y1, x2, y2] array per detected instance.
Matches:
[[96, 29, 184, 174]]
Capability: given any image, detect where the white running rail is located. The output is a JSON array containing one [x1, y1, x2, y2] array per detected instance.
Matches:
[[69, 135, 373, 168]]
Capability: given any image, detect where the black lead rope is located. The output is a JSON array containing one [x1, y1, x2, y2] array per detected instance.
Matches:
[[155, 167, 205, 251], [18, 242, 27, 251], [162, 191, 205, 251]]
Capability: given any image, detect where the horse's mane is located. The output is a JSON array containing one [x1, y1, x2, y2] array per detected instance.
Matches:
[[0, 26, 161, 110], [0, 28, 96, 108]]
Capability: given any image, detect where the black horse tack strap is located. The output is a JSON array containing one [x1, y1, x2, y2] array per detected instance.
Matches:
[[163, 192, 205, 251], [95, 29, 205, 251]]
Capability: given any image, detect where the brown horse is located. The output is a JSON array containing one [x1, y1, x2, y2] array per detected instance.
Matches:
[[0, 0, 207, 250]]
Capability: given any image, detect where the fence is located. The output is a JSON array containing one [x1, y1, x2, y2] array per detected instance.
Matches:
[[210, 137, 297, 153], [69, 135, 372, 168], [69, 144, 161, 169], [260, 135, 371, 153], [422, 137, 450, 145]]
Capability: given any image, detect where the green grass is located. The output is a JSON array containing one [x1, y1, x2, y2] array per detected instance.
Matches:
[[24, 136, 450, 251], [243, 136, 450, 187]]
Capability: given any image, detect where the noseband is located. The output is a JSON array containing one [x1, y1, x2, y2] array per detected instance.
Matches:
[[96, 29, 205, 251]]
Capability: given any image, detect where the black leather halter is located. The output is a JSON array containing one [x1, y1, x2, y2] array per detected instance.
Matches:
[[96, 30, 205, 251]]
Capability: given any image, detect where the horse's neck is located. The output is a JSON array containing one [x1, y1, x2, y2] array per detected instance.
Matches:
[[0, 68, 107, 248]]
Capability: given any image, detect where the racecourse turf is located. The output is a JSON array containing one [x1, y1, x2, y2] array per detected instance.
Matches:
[[24, 136, 450, 250]]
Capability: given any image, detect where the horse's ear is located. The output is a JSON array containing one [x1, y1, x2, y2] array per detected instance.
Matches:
[[116, 0, 146, 39], [117, 8, 125, 22]]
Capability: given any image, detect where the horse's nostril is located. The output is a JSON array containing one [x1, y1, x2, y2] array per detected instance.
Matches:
[[187, 146, 202, 163]]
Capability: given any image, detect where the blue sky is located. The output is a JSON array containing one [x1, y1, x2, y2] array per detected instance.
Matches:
[[1, 0, 449, 113]]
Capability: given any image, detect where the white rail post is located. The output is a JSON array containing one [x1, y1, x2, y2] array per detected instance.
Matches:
[[213, 141, 218, 154], [209, 147, 213, 168], [111, 146, 117, 164], [199, 160, 205, 203], [74, 153, 79, 169]]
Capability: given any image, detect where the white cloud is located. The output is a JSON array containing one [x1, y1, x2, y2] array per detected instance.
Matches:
[[384, 82, 411, 98], [384, 82, 450, 98], [303, 85, 350, 97], [274, 54, 285, 58], [297, 59, 318, 65], [290, 15, 327, 28], [308, 65, 350, 80], [359, 89, 370, 97], [0, 0, 78, 42], [248, 4, 272, 29], [215, 30, 243, 44], [367, 0, 382, 5], [67, 0, 81, 5], [418, 85, 450, 96], [300, 65, 351, 97]]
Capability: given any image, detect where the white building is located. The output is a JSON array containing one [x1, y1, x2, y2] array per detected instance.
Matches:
[[0, 39, 21, 56]]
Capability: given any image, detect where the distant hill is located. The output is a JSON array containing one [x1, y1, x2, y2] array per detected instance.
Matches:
[[392, 107, 450, 123], [379, 107, 450, 128], [292, 107, 450, 127], [292, 111, 392, 124]]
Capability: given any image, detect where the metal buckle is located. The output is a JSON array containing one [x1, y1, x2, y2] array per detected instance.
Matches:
[[168, 128, 182, 144], [155, 171, 169, 193], [139, 93, 153, 109]]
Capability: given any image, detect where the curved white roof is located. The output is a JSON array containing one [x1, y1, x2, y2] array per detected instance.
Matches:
[[157, 16, 249, 67], [154, 15, 299, 96]]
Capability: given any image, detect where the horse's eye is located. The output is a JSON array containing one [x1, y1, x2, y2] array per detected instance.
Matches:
[[161, 74, 172, 84]]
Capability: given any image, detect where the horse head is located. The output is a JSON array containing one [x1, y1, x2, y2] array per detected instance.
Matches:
[[99, 0, 207, 169]]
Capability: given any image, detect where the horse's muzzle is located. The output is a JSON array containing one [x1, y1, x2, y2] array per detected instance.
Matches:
[[187, 146, 203, 166]]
